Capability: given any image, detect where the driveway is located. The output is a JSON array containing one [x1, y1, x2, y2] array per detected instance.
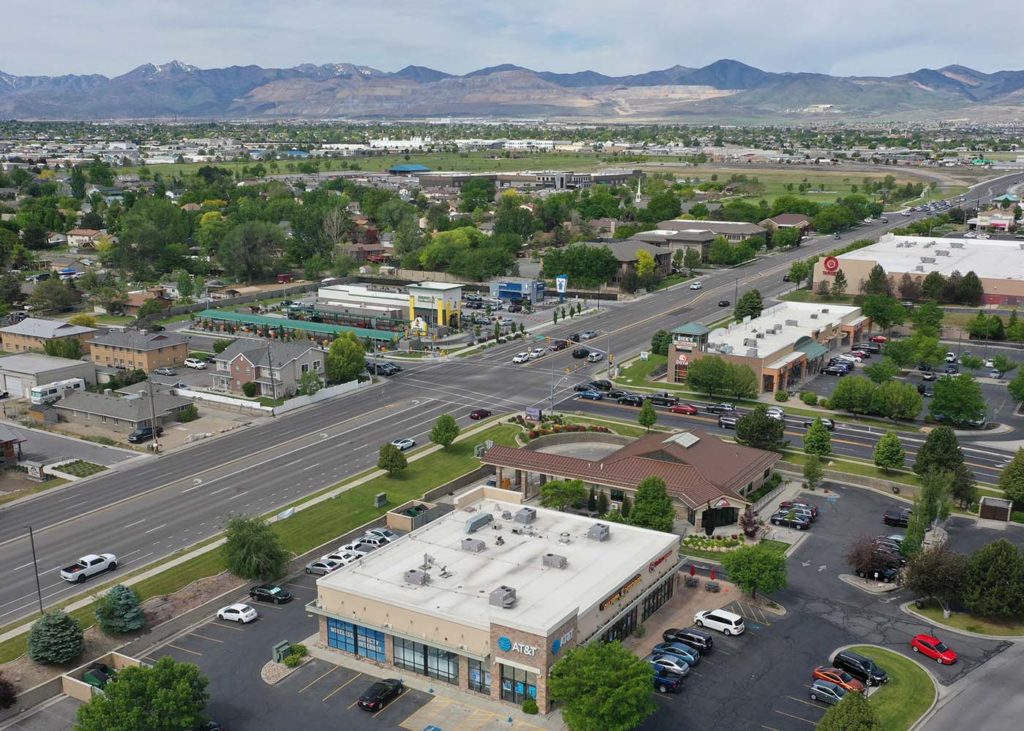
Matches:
[[0, 423, 139, 467]]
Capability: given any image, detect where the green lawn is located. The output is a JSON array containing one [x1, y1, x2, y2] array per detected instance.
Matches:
[[53, 460, 107, 478], [847, 645, 935, 731], [651, 273, 693, 291], [680, 536, 789, 562], [0, 423, 521, 664], [0, 477, 70, 507], [617, 354, 668, 386], [93, 314, 135, 325], [560, 414, 665, 438], [911, 603, 1024, 636]]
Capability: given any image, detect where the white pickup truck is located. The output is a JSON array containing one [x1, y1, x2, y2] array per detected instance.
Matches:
[[60, 553, 117, 583]]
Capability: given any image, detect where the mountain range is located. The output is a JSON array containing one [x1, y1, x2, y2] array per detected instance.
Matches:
[[3, 58, 1024, 121]]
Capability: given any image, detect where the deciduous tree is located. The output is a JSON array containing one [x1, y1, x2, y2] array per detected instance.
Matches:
[[873, 432, 905, 473], [929, 373, 986, 426], [75, 656, 210, 731], [803, 418, 832, 457], [325, 332, 366, 384], [222, 516, 288, 581], [649, 329, 671, 356], [637, 400, 658, 432], [734, 289, 764, 321], [720, 543, 787, 599], [803, 454, 824, 490], [963, 539, 1024, 618], [861, 295, 905, 332], [735, 405, 786, 452], [548, 641, 656, 731], [951, 464, 977, 509], [910, 300, 944, 336], [627, 476, 675, 532], [429, 414, 460, 449], [817, 689, 883, 731], [905, 546, 967, 615], [539, 479, 589, 512], [913, 426, 963, 475], [787, 259, 811, 287], [863, 356, 900, 384], [998, 448, 1024, 505], [862, 264, 891, 296], [377, 443, 408, 477]]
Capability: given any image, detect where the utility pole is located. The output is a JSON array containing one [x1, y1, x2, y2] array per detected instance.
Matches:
[[266, 342, 278, 400], [147, 378, 161, 454], [734, 277, 739, 304], [27, 525, 44, 616]]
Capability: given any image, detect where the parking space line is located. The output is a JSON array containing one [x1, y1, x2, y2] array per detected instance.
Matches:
[[204, 621, 245, 632], [322, 672, 362, 702], [786, 695, 825, 710], [761, 725, 783, 731], [285, 582, 315, 591], [773, 709, 818, 726], [189, 632, 225, 643], [299, 666, 336, 693], [254, 603, 286, 611], [167, 643, 202, 656]]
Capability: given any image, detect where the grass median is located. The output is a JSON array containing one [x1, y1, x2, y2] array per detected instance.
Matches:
[[0, 423, 521, 665], [910, 603, 1024, 637], [847, 645, 934, 731]]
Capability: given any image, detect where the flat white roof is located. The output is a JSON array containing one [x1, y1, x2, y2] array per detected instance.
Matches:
[[707, 301, 859, 360], [412, 281, 462, 291], [319, 498, 678, 636], [838, 234, 1024, 281]]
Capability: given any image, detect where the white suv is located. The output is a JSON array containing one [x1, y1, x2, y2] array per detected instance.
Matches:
[[694, 609, 745, 636], [184, 358, 207, 369], [689, 281, 703, 290]]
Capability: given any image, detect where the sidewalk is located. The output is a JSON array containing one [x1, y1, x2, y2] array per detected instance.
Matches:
[[303, 638, 566, 731]]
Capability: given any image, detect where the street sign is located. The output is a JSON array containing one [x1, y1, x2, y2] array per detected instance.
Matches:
[[555, 274, 568, 303]]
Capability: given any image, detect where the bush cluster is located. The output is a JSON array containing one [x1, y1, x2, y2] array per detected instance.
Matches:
[[527, 424, 611, 440]]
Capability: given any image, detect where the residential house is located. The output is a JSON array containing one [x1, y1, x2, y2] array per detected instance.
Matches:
[[658, 219, 768, 244], [88, 330, 188, 371], [55, 390, 193, 433], [579, 239, 672, 284], [66, 228, 102, 252], [0, 317, 97, 354], [122, 287, 173, 317], [212, 339, 326, 397], [759, 213, 813, 242], [47, 232, 68, 247]]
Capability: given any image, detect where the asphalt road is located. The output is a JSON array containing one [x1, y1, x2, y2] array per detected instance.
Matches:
[[1, 171, 1021, 627]]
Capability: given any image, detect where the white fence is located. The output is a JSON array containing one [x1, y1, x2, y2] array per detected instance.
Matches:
[[176, 379, 367, 417]]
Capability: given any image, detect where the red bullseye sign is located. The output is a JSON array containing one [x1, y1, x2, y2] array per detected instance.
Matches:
[[822, 256, 840, 274]]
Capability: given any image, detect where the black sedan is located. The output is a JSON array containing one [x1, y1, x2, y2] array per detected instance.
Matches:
[[618, 394, 645, 407], [248, 584, 294, 604], [468, 409, 492, 420], [572, 347, 591, 359], [718, 300, 730, 307], [358, 678, 403, 711], [883, 508, 912, 528], [770, 511, 810, 530]]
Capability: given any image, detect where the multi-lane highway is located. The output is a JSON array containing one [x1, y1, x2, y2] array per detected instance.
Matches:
[[1, 170, 1022, 626]]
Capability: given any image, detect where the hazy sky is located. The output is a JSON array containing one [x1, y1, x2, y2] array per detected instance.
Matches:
[[5, 0, 1019, 77]]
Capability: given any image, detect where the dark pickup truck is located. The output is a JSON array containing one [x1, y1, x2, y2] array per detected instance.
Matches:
[[883, 508, 912, 528], [647, 393, 679, 407]]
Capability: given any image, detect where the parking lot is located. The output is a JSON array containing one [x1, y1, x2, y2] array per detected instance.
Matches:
[[637, 483, 1015, 731]]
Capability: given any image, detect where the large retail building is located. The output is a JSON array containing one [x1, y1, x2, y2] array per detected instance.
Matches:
[[811, 233, 1024, 305], [310, 488, 681, 712]]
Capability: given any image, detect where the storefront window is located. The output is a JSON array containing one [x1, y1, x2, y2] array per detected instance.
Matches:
[[500, 664, 537, 704], [327, 619, 385, 661], [468, 659, 491, 694], [601, 607, 637, 643], [641, 576, 675, 621], [393, 638, 459, 684]]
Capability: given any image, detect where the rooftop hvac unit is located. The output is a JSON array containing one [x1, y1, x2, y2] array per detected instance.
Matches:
[[821, 308, 830, 313], [950, 242, 964, 248], [936, 250, 950, 256], [773, 324, 783, 333], [746, 348, 759, 357], [404, 569, 430, 586], [501, 511, 513, 520], [756, 332, 765, 339], [921, 257, 936, 263], [461, 537, 486, 553], [489, 585, 517, 609], [785, 319, 798, 326], [465, 513, 493, 534], [915, 265, 925, 271], [587, 523, 611, 542], [514, 507, 537, 525], [743, 338, 758, 347], [543, 553, 568, 569], [810, 313, 819, 319], [720, 345, 734, 354]]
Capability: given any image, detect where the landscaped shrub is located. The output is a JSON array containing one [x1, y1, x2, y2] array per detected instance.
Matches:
[[283, 653, 302, 668], [290, 643, 308, 658], [0, 672, 15, 709], [774, 391, 790, 402], [177, 404, 199, 422], [819, 398, 831, 409], [522, 698, 539, 715], [241, 382, 257, 398], [801, 392, 818, 406]]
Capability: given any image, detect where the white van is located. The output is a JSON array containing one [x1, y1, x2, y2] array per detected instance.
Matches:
[[694, 609, 746, 636], [29, 378, 85, 405]]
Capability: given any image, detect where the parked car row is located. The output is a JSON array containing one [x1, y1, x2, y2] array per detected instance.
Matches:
[[305, 528, 400, 575], [770, 499, 819, 531], [649, 616, 740, 694], [810, 649, 890, 706]]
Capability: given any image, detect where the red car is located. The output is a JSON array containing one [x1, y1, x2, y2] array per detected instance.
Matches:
[[669, 404, 698, 415], [869, 335, 888, 343], [911, 634, 957, 664], [812, 666, 865, 693], [468, 409, 492, 420]]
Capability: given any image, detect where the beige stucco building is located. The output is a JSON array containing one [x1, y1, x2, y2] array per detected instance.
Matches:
[[0, 318, 96, 354], [669, 302, 869, 394], [309, 488, 681, 712]]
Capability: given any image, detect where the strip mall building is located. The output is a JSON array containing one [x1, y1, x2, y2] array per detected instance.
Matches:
[[310, 488, 681, 712]]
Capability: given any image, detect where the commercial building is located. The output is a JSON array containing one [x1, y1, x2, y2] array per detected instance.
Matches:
[[488, 278, 545, 305], [55, 389, 193, 433], [580, 240, 672, 283], [317, 281, 463, 332], [670, 301, 868, 394], [194, 310, 401, 348], [212, 339, 325, 397], [811, 233, 1024, 305], [0, 318, 97, 354], [309, 487, 681, 712], [481, 430, 778, 533], [0, 353, 97, 399], [658, 219, 768, 244], [88, 331, 188, 372]]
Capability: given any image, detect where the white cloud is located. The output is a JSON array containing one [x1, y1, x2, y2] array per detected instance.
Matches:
[[1, 0, 1018, 77]]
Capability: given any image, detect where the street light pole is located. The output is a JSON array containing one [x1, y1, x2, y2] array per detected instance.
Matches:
[[734, 277, 739, 304], [27, 525, 44, 616]]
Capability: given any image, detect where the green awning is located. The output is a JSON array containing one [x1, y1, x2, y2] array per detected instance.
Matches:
[[196, 309, 399, 342], [796, 340, 828, 360], [671, 322, 711, 336]]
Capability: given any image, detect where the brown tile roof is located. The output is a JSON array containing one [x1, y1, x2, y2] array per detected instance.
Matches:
[[482, 430, 778, 509], [763, 214, 811, 227]]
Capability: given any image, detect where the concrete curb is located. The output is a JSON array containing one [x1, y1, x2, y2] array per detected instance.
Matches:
[[836, 573, 901, 594], [899, 602, 1024, 642]]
